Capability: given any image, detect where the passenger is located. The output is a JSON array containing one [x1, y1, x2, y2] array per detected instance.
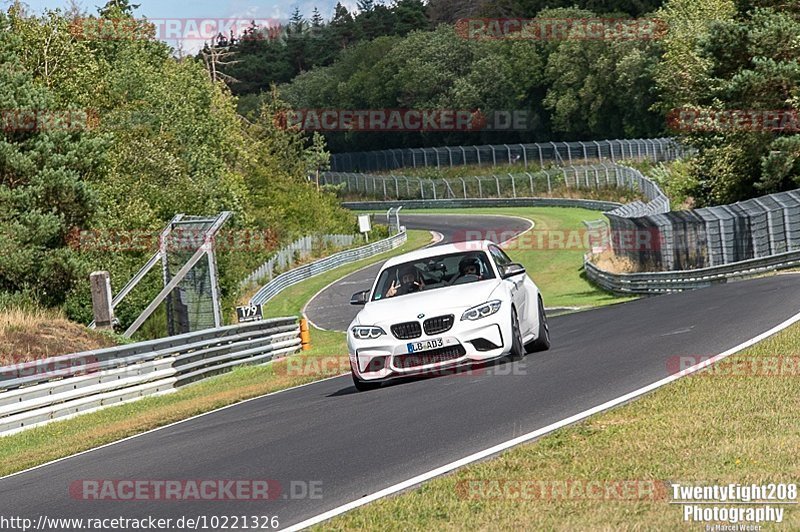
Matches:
[[386, 264, 424, 297]]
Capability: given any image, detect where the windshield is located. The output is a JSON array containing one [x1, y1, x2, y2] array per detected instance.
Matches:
[[372, 251, 496, 301]]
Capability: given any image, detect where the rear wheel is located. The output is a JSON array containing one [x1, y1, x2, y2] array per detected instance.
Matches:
[[527, 297, 551, 353], [508, 307, 526, 361], [352, 371, 381, 392]]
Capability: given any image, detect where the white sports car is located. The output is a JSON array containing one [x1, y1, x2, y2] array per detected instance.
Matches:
[[347, 240, 550, 391]]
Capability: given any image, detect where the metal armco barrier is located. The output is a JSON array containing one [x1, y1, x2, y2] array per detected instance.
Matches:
[[0, 319, 301, 436], [343, 197, 622, 212], [584, 250, 800, 295], [250, 230, 408, 306]]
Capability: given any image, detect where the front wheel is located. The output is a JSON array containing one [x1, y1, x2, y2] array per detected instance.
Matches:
[[526, 297, 551, 353], [352, 371, 381, 392], [508, 307, 526, 361]]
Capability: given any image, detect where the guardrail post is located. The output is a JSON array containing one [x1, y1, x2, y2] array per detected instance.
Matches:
[[300, 318, 311, 351], [90, 271, 115, 330]]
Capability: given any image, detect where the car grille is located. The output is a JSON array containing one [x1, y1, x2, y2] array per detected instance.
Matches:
[[423, 315, 454, 336], [394, 345, 466, 369], [391, 321, 422, 340]]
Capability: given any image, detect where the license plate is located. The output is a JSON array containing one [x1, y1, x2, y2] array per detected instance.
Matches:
[[407, 338, 444, 353]]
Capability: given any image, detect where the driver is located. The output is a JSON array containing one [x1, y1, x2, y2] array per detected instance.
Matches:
[[453, 255, 483, 283], [386, 264, 424, 298]]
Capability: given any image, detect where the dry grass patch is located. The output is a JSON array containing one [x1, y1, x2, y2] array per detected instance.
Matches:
[[591, 250, 639, 273], [0, 307, 117, 365]]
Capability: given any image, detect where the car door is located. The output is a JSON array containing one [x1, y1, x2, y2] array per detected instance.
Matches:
[[488, 245, 529, 331]]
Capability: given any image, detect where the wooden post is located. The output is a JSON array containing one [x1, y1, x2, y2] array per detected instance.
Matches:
[[90, 271, 115, 330]]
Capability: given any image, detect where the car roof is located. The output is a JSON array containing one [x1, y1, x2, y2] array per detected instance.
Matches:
[[382, 240, 495, 269]]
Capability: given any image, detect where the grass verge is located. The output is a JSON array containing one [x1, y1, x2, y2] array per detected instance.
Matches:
[[0, 230, 433, 476], [317, 318, 800, 530], [399, 207, 635, 308]]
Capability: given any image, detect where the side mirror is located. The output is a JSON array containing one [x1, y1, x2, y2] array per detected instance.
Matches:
[[502, 263, 526, 279], [350, 290, 370, 306]]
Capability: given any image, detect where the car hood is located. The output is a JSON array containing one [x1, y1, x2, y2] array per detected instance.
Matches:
[[353, 280, 502, 327]]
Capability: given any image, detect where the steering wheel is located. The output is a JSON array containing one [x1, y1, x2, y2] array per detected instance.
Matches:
[[452, 274, 480, 285]]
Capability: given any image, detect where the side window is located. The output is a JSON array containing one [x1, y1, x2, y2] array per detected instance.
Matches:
[[488, 246, 511, 270]]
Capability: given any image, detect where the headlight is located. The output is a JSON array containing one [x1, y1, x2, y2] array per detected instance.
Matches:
[[461, 300, 502, 321], [351, 326, 386, 340]]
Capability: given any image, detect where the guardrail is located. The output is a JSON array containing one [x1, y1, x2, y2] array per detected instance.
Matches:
[[250, 230, 408, 306], [342, 197, 622, 212], [584, 250, 800, 294], [241, 234, 359, 288], [0, 319, 301, 436]]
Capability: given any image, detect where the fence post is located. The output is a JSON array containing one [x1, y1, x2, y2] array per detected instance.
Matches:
[[475, 146, 481, 166], [461, 177, 467, 199], [579, 141, 588, 164], [90, 271, 115, 330], [509, 173, 517, 198]]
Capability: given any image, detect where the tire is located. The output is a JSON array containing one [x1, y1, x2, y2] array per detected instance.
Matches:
[[351, 371, 382, 392], [508, 306, 526, 361], [527, 297, 551, 353]]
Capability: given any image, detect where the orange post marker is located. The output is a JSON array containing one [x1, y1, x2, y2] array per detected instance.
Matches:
[[300, 318, 312, 351]]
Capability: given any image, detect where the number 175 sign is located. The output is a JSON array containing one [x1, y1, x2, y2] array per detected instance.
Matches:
[[236, 304, 263, 323]]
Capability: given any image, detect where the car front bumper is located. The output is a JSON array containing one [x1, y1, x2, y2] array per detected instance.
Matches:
[[348, 316, 513, 382]]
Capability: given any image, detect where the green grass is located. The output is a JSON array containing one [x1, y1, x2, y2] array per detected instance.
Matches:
[[399, 207, 635, 308], [317, 319, 800, 531], [0, 230, 434, 476]]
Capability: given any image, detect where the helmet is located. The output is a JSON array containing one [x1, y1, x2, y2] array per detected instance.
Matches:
[[399, 264, 419, 282], [458, 255, 482, 276]]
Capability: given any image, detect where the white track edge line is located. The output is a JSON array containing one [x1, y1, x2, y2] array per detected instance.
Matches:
[[283, 309, 800, 532]]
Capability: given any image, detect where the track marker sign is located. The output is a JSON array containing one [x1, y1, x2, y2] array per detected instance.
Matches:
[[236, 304, 264, 323]]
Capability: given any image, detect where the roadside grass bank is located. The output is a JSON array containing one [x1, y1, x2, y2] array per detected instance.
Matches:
[[399, 207, 636, 309], [0, 231, 433, 476], [0, 307, 122, 365], [316, 318, 800, 531]]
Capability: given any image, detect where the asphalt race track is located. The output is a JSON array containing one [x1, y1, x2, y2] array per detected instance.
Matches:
[[305, 213, 534, 331], [1, 213, 799, 531]]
